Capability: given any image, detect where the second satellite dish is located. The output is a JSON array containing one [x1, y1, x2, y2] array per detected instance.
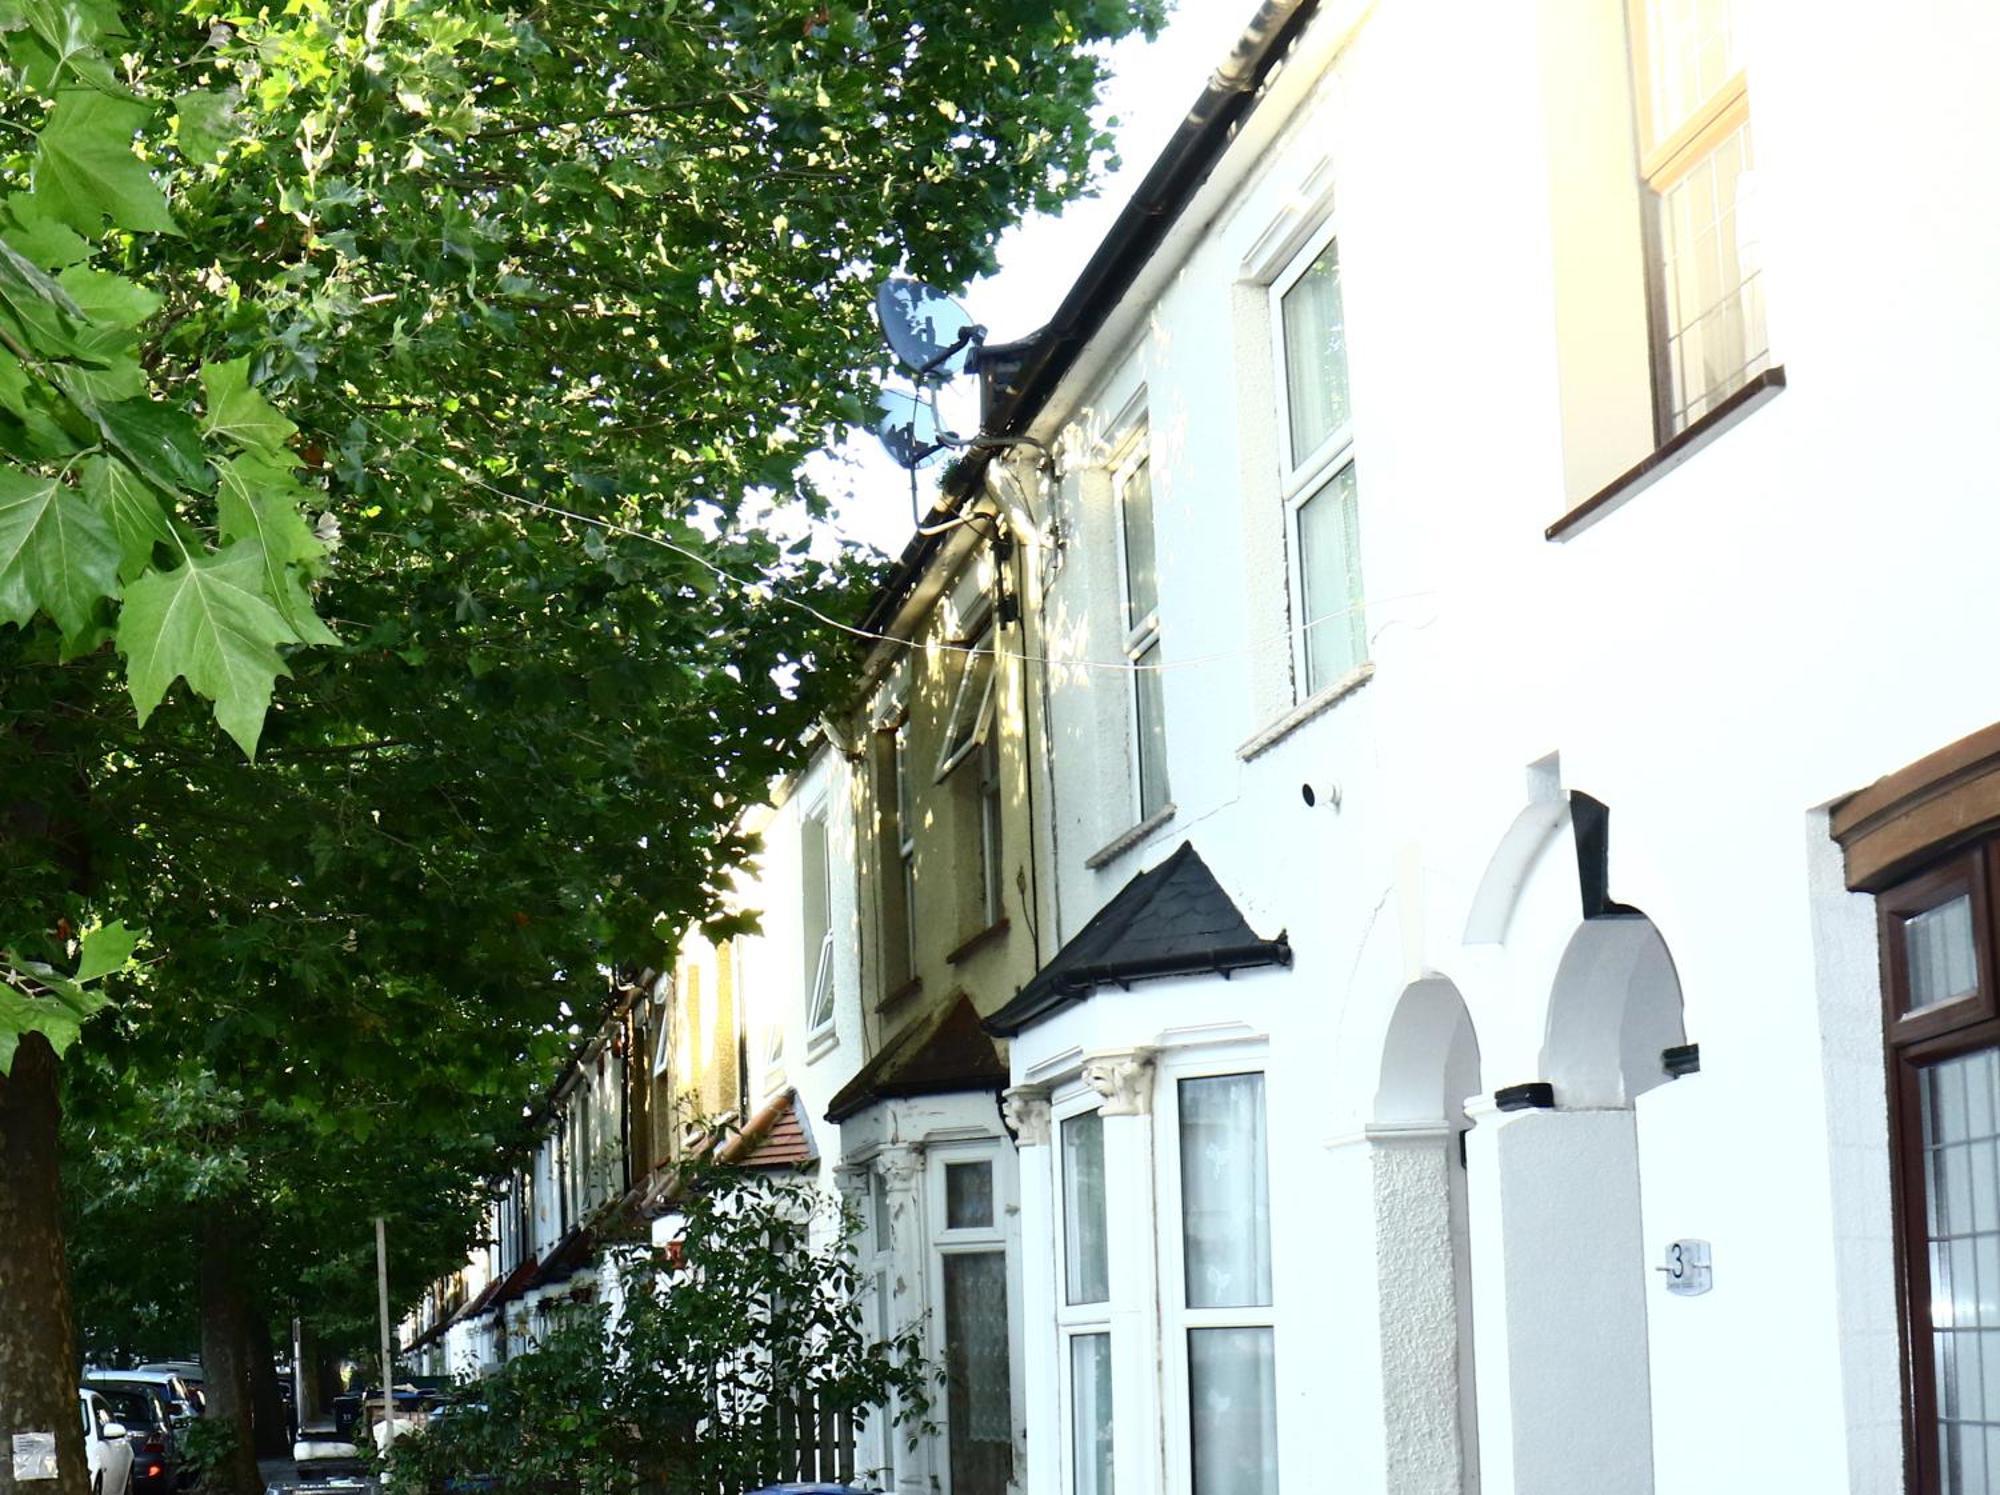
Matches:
[[877, 277, 985, 380], [874, 388, 950, 471]]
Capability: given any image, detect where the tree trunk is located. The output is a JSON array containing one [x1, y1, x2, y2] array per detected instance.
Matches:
[[0, 1033, 89, 1495], [247, 1311, 288, 1457], [197, 1211, 265, 1495]]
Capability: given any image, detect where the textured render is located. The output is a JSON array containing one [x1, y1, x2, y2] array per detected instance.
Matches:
[[1374, 1136, 1467, 1495]]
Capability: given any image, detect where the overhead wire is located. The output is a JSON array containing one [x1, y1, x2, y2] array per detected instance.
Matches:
[[335, 406, 1412, 678]]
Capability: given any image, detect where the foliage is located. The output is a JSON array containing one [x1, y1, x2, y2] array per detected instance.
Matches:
[[0, 0, 1161, 1448], [390, 1156, 932, 1495], [179, 1415, 249, 1492]]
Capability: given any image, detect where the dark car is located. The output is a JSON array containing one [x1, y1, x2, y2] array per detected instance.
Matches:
[[84, 1379, 184, 1494]]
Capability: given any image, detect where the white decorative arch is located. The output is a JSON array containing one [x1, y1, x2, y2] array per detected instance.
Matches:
[[1541, 914, 1686, 1109]]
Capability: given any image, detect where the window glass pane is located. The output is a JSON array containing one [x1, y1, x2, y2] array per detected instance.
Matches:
[[1134, 637, 1169, 821], [1180, 1074, 1273, 1309], [947, 1161, 995, 1230], [1189, 1326, 1279, 1495], [1281, 239, 1350, 469], [940, 631, 996, 772], [1909, 895, 1981, 1011], [872, 1172, 892, 1251], [979, 733, 1003, 926], [1657, 118, 1767, 431], [1063, 1111, 1110, 1305], [1070, 1333, 1114, 1495], [1922, 1049, 2000, 1488], [801, 813, 832, 1020], [1296, 462, 1365, 695], [1643, 0, 1739, 142], [1120, 456, 1158, 629], [942, 1251, 1013, 1495]]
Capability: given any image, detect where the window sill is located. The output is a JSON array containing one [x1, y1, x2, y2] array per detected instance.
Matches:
[[805, 1026, 839, 1064], [947, 917, 1011, 966], [1546, 366, 1786, 541], [876, 976, 923, 1014], [1237, 663, 1375, 762], [1085, 802, 1177, 871]]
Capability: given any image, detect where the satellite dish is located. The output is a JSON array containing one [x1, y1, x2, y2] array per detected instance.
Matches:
[[872, 387, 950, 471], [877, 277, 984, 380]]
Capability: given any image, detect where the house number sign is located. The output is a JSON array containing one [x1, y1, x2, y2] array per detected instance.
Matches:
[[1656, 1238, 1713, 1296], [12, 1430, 57, 1480]]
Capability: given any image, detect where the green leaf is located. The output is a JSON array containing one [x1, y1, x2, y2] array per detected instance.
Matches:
[[174, 88, 241, 164], [0, 464, 120, 637], [31, 90, 178, 237], [201, 357, 297, 456], [81, 453, 170, 582], [0, 194, 91, 269], [0, 987, 85, 1072], [74, 919, 141, 983], [89, 395, 211, 494], [56, 265, 160, 329], [116, 541, 301, 756], [215, 453, 333, 640]]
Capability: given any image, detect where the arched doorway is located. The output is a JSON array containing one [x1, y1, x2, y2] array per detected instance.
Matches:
[[1468, 912, 1685, 1495], [1373, 977, 1482, 1495]]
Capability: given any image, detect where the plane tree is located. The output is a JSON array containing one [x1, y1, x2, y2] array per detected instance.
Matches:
[[0, 1, 1163, 1492]]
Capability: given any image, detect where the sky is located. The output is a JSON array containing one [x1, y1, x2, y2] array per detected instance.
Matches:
[[814, 0, 1258, 557]]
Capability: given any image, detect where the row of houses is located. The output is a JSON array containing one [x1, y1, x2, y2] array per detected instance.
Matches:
[[404, 0, 2000, 1491]]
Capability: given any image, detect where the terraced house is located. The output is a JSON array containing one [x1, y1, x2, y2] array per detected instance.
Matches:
[[407, 0, 2000, 1490]]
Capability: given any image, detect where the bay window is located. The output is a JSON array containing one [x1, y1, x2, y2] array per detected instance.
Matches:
[[1058, 1106, 1114, 1494], [1272, 225, 1365, 699], [1165, 1070, 1278, 1495]]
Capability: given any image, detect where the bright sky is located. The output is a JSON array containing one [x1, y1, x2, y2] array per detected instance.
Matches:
[[813, 0, 1257, 557]]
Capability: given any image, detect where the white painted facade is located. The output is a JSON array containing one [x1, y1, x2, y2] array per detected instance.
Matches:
[[981, 0, 2000, 1491]]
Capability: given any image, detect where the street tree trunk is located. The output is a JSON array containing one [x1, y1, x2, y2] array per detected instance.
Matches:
[[198, 1211, 265, 1495], [248, 1310, 289, 1456], [0, 1032, 89, 1495]]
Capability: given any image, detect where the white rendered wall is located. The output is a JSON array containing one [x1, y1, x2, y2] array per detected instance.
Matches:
[[1009, 0, 2000, 1490]]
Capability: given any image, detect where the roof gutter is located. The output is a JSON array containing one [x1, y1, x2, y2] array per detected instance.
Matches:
[[984, 936, 1294, 1037], [858, 0, 1318, 637]]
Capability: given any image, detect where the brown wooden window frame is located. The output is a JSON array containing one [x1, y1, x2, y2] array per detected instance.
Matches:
[[1881, 838, 2000, 1495]]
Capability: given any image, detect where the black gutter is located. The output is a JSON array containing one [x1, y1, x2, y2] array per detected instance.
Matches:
[[856, 0, 1318, 638], [984, 936, 1293, 1038]]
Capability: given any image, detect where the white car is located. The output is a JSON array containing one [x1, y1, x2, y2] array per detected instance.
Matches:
[[79, 1387, 135, 1495]]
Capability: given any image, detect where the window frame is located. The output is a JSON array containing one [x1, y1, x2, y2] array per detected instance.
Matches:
[[800, 803, 837, 1040], [1111, 429, 1169, 823], [1626, 0, 1763, 439], [1268, 217, 1366, 703], [1052, 1093, 1115, 1495], [1156, 1058, 1279, 1495], [937, 608, 999, 782], [976, 729, 1004, 930], [1881, 839, 2000, 1495]]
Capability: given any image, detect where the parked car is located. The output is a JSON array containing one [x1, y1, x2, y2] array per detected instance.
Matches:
[[85, 1368, 199, 1428], [79, 1386, 136, 1495], [137, 1363, 206, 1414], [84, 1378, 184, 1494]]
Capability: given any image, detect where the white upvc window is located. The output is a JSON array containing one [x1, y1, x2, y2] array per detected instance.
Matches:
[[937, 611, 997, 781], [1159, 1065, 1278, 1495], [928, 1144, 1017, 1495], [1271, 220, 1365, 702], [800, 806, 835, 1038], [1629, 0, 1766, 434], [1114, 435, 1169, 822], [1054, 1100, 1114, 1495]]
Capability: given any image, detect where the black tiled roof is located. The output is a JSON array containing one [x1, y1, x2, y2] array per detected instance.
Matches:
[[824, 993, 1009, 1123], [984, 842, 1290, 1038]]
